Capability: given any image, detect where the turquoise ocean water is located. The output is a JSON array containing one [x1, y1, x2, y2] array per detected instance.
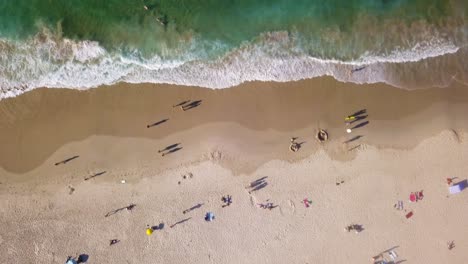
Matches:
[[0, 0, 467, 97]]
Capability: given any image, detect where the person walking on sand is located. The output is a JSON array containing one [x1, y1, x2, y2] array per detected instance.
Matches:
[[448, 241, 455, 250]]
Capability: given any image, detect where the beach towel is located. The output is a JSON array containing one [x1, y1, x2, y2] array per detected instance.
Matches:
[[405, 211, 413, 219], [449, 184, 462, 194]]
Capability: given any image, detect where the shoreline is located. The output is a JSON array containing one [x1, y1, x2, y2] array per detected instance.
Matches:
[[1, 76, 468, 175]]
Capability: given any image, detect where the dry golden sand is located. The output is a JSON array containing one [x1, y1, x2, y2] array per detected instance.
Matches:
[[0, 77, 468, 263]]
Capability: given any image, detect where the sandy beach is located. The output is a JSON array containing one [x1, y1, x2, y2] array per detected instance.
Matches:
[[1, 77, 468, 263]]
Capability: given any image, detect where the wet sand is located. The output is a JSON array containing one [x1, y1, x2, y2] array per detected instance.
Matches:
[[0, 77, 468, 263], [1, 77, 468, 175]]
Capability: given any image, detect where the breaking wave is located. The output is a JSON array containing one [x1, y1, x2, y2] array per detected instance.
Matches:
[[0, 30, 466, 99]]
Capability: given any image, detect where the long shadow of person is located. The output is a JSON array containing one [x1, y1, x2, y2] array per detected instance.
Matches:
[[344, 135, 363, 143], [348, 144, 361, 151], [173, 100, 191, 108], [158, 143, 180, 153], [55, 156, 79, 166], [147, 118, 169, 128], [352, 121, 369, 129], [351, 109, 367, 116], [170, 218, 191, 228], [183, 203, 204, 214], [350, 115, 368, 124], [104, 204, 136, 217], [161, 147, 183, 156], [249, 182, 268, 193], [249, 176, 268, 188], [182, 100, 202, 111], [84, 171, 106, 181]]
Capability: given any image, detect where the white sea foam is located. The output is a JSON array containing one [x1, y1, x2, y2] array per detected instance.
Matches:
[[0, 31, 463, 99]]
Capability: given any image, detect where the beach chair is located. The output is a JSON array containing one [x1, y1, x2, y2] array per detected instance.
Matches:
[[388, 250, 398, 260]]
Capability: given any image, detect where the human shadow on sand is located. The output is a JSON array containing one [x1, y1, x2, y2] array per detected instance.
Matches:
[[147, 118, 169, 128], [161, 147, 183, 156], [247, 177, 268, 193], [182, 100, 202, 111], [55, 156, 79, 166], [84, 171, 106, 181], [152, 223, 165, 230], [350, 115, 368, 124], [173, 100, 191, 108], [352, 120, 369, 129], [351, 109, 367, 116], [170, 217, 191, 228], [348, 144, 361, 151], [158, 143, 180, 153], [344, 135, 363, 143], [104, 204, 136, 217], [183, 203, 204, 214]]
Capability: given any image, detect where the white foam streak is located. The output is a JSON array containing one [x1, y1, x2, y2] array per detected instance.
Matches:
[[0, 32, 462, 99]]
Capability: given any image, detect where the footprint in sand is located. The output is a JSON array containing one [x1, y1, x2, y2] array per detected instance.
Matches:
[[210, 151, 222, 161], [450, 129, 463, 143], [279, 199, 296, 216], [47, 202, 55, 210], [34, 242, 40, 255], [249, 196, 257, 207], [68, 186, 75, 195]]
